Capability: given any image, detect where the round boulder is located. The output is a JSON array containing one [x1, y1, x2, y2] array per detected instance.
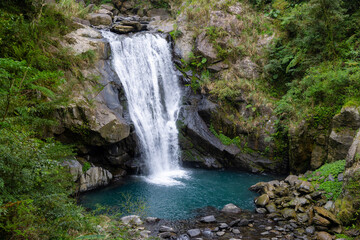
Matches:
[[255, 194, 270, 207], [221, 203, 241, 214]]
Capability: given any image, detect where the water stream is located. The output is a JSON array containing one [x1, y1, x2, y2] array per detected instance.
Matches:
[[102, 31, 187, 185]]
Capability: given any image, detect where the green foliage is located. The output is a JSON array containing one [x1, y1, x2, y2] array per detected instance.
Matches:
[[0, 1, 130, 239], [0, 58, 66, 127], [83, 162, 91, 173], [179, 52, 211, 93], [169, 24, 182, 40], [306, 160, 346, 200], [265, 0, 360, 127], [274, 61, 360, 122], [152, 0, 170, 9], [335, 234, 354, 240], [210, 124, 241, 147]]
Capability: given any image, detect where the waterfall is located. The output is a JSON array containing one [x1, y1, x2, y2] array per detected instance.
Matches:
[[102, 31, 187, 185]]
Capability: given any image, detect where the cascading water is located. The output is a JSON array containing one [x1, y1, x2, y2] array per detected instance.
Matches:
[[102, 31, 187, 185]]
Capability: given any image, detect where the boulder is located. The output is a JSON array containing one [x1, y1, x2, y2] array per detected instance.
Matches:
[[79, 167, 112, 192], [313, 206, 341, 225], [265, 202, 277, 213], [111, 24, 135, 34], [159, 232, 173, 238], [62, 25, 107, 58], [87, 13, 112, 26], [201, 215, 216, 223], [297, 213, 309, 223], [316, 231, 333, 240], [249, 182, 268, 194], [187, 229, 201, 237], [255, 194, 270, 207], [285, 175, 300, 187], [281, 208, 297, 219], [306, 226, 316, 235], [195, 32, 218, 60], [61, 158, 82, 181], [346, 128, 360, 168], [207, 62, 229, 72], [297, 181, 314, 194], [140, 230, 151, 238], [121, 215, 143, 225], [256, 208, 267, 214], [54, 102, 130, 146], [221, 203, 241, 214], [148, 19, 175, 33], [328, 106, 360, 162]]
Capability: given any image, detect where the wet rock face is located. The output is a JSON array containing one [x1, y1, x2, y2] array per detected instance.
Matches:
[[111, 16, 150, 34], [178, 89, 285, 174]]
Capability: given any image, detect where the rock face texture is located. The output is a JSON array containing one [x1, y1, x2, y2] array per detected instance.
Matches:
[[290, 106, 360, 174], [49, 20, 138, 187], [177, 86, 284, 173], [338, 122, 360, 225], [79, 166, 113, 192], [62, 159, 113, 192]]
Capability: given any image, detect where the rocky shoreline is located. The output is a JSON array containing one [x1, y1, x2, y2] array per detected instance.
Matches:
[[101, 172, 357, 240]]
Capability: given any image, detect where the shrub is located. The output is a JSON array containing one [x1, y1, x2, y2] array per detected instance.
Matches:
[[306, 160, 346, 200]]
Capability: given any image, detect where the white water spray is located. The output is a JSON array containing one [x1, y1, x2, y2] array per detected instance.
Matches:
[[102, 31, 187, 185]]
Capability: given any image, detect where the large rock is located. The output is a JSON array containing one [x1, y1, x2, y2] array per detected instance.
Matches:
[[313, 206, 341, 225], [315, 231, 333, 240], [54, 102, 130, 146], [297, 181, 314, 194], [63, 25, 108, 59], [221, 203, 241, 214], [87, 13, 112, 26], [51, 23, 136, 168], [121, 215, 143, 225], [195, 32, 218, 60], [79, 166, 112, 192], [111, 24, 135, 34], [61, 158, 82, 181], [187, 229, 201, 237], [200, 215, 216, 223], [328, 106, 360, 162], [255, 194, 270, 207], [281, 208, 296, 219]]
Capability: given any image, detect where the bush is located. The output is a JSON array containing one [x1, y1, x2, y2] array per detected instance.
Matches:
[[306, 160, 346, 200]]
